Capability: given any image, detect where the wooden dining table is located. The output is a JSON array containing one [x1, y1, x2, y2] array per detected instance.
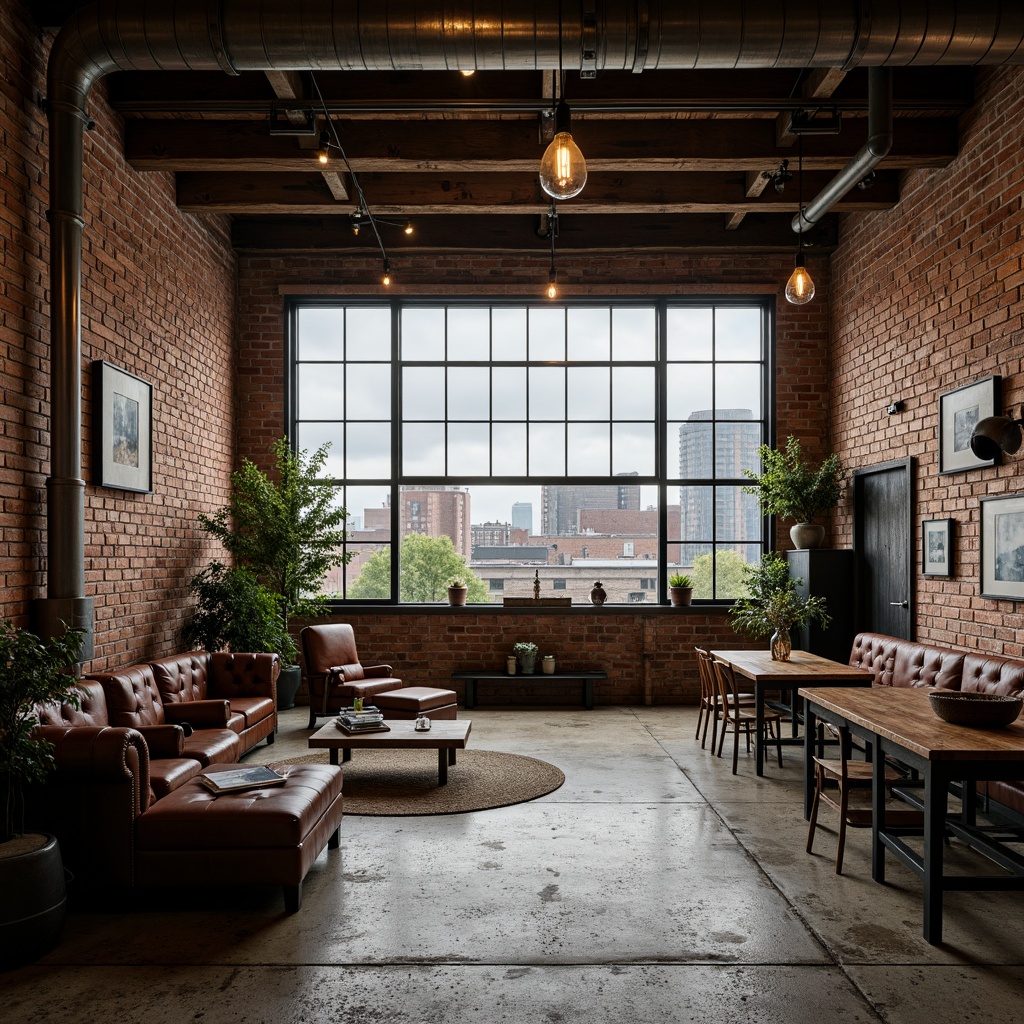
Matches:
[[710, 649, 872, 775], [800, 685, 1024, 945]]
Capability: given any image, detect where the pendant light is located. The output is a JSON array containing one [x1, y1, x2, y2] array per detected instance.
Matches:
[[538, 8, 587, 200], [545, 203, 559, 299], [785, 135, 815, 305]]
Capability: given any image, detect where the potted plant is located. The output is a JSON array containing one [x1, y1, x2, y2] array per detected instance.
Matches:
[[743, 435, 845, 549], [446, 575, 469, 607], [1, 620, 85, 965], [728, 553, 830, 661], [513, 641, 539, 675], [196, 438, 349, 708], [668, 573, 694, 607]]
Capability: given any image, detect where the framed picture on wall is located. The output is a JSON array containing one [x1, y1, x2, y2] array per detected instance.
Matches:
[[921, 518, 953, 576], [93, 361, 153, 492], [980, 494, 1024, 599], [938, 375, 1001, 474]]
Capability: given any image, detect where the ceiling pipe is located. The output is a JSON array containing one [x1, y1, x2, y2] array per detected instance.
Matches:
[[792, 67, 893, 234], [36, 1, 1024, 649]]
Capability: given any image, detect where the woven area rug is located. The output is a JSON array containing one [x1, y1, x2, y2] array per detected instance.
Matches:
[[273, 749, 564, 816]]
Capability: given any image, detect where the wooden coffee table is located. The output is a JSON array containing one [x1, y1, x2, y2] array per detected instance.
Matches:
[[308, 719, 472, 786]]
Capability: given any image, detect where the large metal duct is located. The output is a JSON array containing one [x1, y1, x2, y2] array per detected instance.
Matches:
[[37, 1, 1024, 648]]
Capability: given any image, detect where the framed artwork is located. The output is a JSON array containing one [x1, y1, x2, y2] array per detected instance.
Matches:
[[938, 375, 1000, 474], [980, 494, 1024, 599], [93, 361, 153, 492], [921, 518, 953, 577]]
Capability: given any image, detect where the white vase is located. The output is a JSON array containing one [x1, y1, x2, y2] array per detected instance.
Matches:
[[790, 523, 825, 549]]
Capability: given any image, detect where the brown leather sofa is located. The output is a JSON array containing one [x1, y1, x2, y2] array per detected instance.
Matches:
[[849, 632, 1024, 819]]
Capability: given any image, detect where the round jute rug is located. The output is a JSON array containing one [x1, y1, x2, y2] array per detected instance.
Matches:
[[273, 749, 564, 816]]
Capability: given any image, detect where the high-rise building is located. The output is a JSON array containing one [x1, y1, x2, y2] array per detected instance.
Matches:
[[541, 475, 641, 535], [398, 486, 472, 557], [511, 502, 533, 533]]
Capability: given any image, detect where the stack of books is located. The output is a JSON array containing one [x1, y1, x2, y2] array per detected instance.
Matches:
[[199, 765, 286, 794], [335, 705, 390, 734]]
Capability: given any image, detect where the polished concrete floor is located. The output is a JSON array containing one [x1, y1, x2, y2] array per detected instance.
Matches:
[[4, 704, 1024, 1023]]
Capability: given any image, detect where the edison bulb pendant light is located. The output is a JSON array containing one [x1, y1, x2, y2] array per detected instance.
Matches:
[[539, 101, 587, 200], [785, 252, 815, 305], [547, 268, 558, 299]]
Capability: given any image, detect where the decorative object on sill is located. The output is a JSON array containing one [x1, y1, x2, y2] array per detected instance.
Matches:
[[939, 375, 1001, 474], [506, 655, 517, 675], [668, 573, 694, 607], [590, 581, 607, 606], [533, 569, 541, 601], [980, 493, 1024, 600], [728, 552, 830, 662], [92, 360, 153, 493], [513, 641, 538, 675], [784, 134, 815, 305], [446, 576, 468, 606], [542, 655, 556, 675], [921, 518, 954, 577], [502, 569, 572, 607], [742, 435, 844, 549]]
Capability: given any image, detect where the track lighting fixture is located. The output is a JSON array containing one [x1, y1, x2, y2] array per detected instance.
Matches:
[[785, 136, 815, 305], [857, 170, 876, 190], [970, 411, 1024, 460], [771, 159, 792, 194]]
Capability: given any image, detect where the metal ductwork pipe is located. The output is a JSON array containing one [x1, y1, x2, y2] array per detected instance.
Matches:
[[793, 67, 893, 234], [38, 1, 1024, 650]]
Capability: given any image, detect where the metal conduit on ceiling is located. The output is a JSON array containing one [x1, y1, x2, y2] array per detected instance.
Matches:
[[35, 1, 1024, 647]]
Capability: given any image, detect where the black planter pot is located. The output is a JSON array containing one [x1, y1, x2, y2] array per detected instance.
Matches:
[[0, 833, 67, 967], [277, 664, 303, 710]]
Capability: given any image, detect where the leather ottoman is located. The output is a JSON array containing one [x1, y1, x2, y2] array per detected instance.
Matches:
[[134, 762, 343, 912], [374, 686, 458, 720]]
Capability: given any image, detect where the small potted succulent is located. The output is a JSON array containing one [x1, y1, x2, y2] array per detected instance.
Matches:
[[446, 575, 469, 607], [668, 573, 694, 607], [513, 641, 539, 675]]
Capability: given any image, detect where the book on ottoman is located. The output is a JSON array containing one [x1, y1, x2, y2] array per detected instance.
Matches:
[[199, 765, 287, 793]]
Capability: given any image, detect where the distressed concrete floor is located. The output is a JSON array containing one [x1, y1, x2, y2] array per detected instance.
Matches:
[[4, 705, 1024, 1022]]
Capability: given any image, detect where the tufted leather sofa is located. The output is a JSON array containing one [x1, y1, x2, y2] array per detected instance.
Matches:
[[849, 632, 1024, 819]]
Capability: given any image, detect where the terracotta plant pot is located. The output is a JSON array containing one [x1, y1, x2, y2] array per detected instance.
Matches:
[[447, 586, 468, 606], [669, 586, 693, 607]]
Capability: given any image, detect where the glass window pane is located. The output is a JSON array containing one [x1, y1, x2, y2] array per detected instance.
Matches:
[[612, 307, 655, 360], [492, 307, 527, 360], [666, 363, 713, 421], [296, 423, 344, 479], [716, 486, 762, 544], [612, 367, 655, 420], [447, 308, 491, 361], [402, 422, 445, 475], [298, 363, 344, 420], [343, 486, 392, 540], [715, 307, 762, 360], [345, 363, 390, 420], [492, 424, 527, 476], [715, 419, 761, 479], [346, 422, 391, 479], [613, 422, 654, 475], [678, 486, 713, 542], [666, 306, 713, 360], [447, 423, 490, 476], [528, 307, 565, 361], [492, 367, 527, 420], [715, 363, 761, 417], [674, 418, 713, 479], [402, 367, 445, 419], [401, 307, 445, 360], [529, 423, 565, 475], [344, 544, 391, 600], [345, 307, 391, 360], [567, 423, 610, 476], [529, 367, 565, 420], [297, 307, 343, 360], [568, 307, 610, 360], [567, 367, 609, 420], [447, 367, 490, 420]]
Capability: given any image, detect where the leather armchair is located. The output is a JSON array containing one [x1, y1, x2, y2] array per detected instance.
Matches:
[[301, 623, 403, 728]]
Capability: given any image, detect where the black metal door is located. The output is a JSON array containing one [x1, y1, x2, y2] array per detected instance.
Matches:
[[853, 457, 914, 640]]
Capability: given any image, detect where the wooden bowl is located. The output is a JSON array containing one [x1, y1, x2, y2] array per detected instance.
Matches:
[[928, 691, 1023, 728]]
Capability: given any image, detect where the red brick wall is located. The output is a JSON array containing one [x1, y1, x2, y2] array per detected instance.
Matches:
[[1, 4, 237, 666], [830, 66, 1024, 656]]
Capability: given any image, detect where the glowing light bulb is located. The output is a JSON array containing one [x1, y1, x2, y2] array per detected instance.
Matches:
[[404, 223, 414, 235], [539, 102, 587, 200], [460, 69, 475, 77], [318, 132, 330, 165], [785, 254, 815, 305], [546, 270, 557, 300], [382, 261, 392, 287]]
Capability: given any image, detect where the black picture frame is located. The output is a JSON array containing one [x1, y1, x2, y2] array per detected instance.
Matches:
[[938, 375, 1000, 474], [93, 360, 153, 492], [921, 518, 953, 577], [980, 494, 1024, 600]]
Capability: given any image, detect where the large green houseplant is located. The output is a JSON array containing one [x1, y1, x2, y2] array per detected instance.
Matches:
[[1, 620, 85, 964], [194, 438, 349, 708], [728, 553, 830, 661], [743, 435, 844, 548]]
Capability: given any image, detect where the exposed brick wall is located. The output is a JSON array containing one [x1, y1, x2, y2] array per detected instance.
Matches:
[[830, 66, 1024, 657], [1, 4, 237, 665]]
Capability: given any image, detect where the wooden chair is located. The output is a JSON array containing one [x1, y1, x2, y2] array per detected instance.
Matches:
[[712, 657, 783, 774], [806, 723, 924, 874], [694, 648, 754, 752]]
